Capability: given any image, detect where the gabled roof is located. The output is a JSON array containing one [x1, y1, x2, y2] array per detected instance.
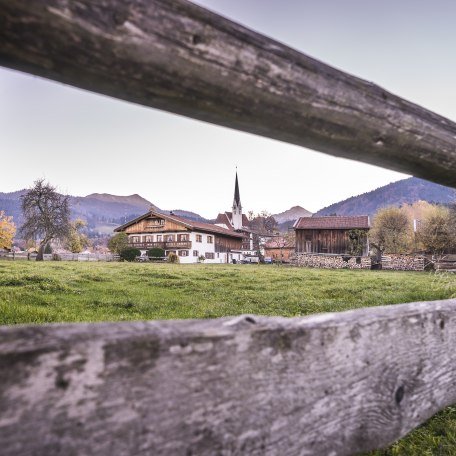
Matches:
[[215, 212, 251, 230], [215, 212, 233, 230], [264, 236, 295, 249], [115, 210, 244, 238], [293, 215, 370, 230]]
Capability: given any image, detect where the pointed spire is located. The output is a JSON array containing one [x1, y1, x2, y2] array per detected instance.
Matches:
[[233, 170, 241, 207]]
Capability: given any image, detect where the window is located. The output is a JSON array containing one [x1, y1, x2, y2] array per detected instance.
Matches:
[[130, 236, 140, 243], [207, 235, 213, 244], [196, 234, 202, 242], [146, 218, 165, 228], [178, 234, 188, 241], [193, 250, 198, 257], [178, 250, 189, 257], [205, 252, 215, 259], [145, 235, 153, 243], [156, 235, 162, 242], [165, 234, 174, 242]]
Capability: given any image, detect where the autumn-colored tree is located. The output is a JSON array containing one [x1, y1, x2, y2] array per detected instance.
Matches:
[[65, 219, 91, 253], [108, 232, 129, 254], [416, 205, 454, 256], [449, 203, 456, 245], [0, 211, 16, 250], [20, 179, 71, 261], [370, 207, 413, 255]]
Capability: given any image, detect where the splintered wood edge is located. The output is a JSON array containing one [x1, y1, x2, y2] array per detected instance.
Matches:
[[1, 298, 456, 455]]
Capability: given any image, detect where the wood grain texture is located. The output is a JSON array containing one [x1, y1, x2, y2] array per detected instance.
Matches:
[[1, 298, 456, 455], [0, 0, 455, 186]]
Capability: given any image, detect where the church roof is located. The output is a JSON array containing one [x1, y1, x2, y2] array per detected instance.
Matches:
[[215, 212, 251, 230], [233, 172, 241, 206]]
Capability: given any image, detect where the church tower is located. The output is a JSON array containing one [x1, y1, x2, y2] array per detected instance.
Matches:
[[232, 171, 243, 230]]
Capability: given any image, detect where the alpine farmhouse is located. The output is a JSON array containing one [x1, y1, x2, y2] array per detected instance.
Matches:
[[114, 210, 244, 263]]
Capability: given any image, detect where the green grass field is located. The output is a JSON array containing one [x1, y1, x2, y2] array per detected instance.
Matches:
[[1, 260, 456, 454]]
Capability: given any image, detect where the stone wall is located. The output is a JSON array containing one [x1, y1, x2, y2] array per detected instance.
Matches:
[[295, 253, 371, 269], [381, 255, 425, 271]]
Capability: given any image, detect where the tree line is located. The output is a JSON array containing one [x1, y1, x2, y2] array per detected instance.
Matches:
[[369, 201, 456, 258]]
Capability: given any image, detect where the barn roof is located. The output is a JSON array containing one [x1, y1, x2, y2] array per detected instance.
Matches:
[[293, 215, 370, 230]]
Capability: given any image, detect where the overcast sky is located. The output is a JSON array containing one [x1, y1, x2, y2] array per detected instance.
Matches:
[[1, 0, 455, 218]]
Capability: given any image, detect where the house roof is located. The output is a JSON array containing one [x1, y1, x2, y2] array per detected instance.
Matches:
[[114, 210, 244, 238], [293, 215, 370, 230], [264, 236, 295, 249]]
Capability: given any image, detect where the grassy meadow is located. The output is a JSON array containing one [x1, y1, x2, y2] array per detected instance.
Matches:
[[1, 261, 455, 324], [1, 260, 456, 454]]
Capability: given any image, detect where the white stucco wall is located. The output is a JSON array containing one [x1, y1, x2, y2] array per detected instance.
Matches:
[[129, 231, 229, 264]]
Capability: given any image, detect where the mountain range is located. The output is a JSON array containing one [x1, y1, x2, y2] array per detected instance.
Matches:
[[315, 177, 455, 218], [0, 191, 207, 237], [1, 177, 455, 237]]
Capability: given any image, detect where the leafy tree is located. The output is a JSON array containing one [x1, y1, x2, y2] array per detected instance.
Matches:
[[65, 219, 90, 253], [120, 247, 140, 262], [370, 207, 413, 255], [20, 179, 70, 261], [449, 203, 456, 246], [347, 229, 367, 256], [0, 211, 16, 250], [108, 232, 129, 254], [416, 205, 454, 256], [147, 247, 165, 258]]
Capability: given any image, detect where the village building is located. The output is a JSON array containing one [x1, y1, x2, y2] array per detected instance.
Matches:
[[294, 215, 370, 255], [214, 172, 258, 261], [264, 236, 295, 262], [114, 210, 244, 264]]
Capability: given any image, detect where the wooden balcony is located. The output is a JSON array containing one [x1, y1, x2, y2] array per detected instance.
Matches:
[[128, 241, 192, 250]]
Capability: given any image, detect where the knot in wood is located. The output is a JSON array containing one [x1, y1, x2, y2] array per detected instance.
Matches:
[[395, 385, 405, 405]]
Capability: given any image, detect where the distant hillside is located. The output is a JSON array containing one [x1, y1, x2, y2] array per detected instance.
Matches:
[[316, 177, 456, 217], [273, 205, 313, 224], [0, 190, 206, 237]]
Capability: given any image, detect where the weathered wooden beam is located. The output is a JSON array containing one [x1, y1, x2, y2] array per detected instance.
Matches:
[[1, 298, 456, 455], [0, 0, 455, 186]]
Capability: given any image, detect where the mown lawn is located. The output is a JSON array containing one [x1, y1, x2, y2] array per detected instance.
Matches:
[[1, 260, 456, 454]]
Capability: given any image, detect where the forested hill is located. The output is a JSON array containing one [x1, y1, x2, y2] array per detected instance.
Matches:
[[316, 177, 456, 217], [0, 191, 206, 237]]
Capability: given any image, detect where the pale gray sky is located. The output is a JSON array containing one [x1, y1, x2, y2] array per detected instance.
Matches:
[[1, 0, 455, 218]]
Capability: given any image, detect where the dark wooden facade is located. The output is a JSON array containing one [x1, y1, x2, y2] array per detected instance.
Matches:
[[295, 229, 368, 255], [294, 216, 370, 255]]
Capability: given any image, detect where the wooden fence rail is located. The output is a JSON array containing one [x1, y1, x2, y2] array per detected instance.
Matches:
[[1, 299, 456, 455], [1, 0, 456, 455], [0, 0, 455, 187]]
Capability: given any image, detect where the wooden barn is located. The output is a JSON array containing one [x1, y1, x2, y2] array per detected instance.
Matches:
[[294, 216, 370, 255]]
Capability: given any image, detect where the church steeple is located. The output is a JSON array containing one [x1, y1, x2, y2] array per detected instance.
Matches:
[[232, 170, 243, 230]]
